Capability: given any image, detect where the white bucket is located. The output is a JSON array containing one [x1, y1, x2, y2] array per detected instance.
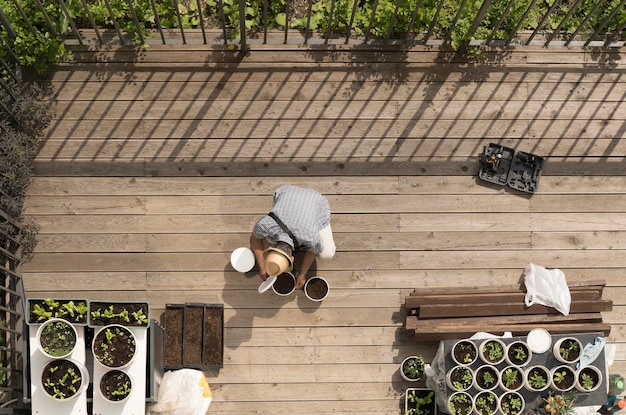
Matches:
[[230, 247, 255, 273]]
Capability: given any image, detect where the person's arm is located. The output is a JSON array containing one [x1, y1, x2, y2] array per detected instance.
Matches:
[[250, 234, 268, 281], [295, 250, 317, 289]]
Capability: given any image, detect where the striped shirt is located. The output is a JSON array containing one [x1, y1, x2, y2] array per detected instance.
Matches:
[[253, 185, 331, 254]]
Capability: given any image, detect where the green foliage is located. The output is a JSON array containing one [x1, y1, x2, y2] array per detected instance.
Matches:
[[406, 390, 434, 415], [402, 355, 425, 380]]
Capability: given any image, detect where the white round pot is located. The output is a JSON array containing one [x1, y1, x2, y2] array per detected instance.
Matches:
[[473, 390, 498, 415], [400, 356, 425, 382], [98, 369, 133, 403], [446, 365, 474, 392], [36, 318, 78, 359], [524, 365, 551, 392], [473, 365, 500, 392], [92, 324, 137, 369], [550, 365, 577, 392], [553, 337, 583, 364], [272, 272, 296, 296], [451, 339, 478, 366], [304, 276, 329, 302], [575, 365, 603, 393], [499, 365, 524, 392], [230, 247, 255, 273], [498, 391, 525, 415], [479, 338, 506, 365], [505, 340, 532, 367], [41, 358, 89, 401], [447, 391, 473, 415]]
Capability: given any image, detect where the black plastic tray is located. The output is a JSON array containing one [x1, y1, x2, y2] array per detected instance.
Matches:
[[478, 143, 544, 194], [507, 151, 544, 194], [478, 143, 515, 186]]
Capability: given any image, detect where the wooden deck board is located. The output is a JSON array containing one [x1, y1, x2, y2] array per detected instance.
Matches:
[[21, 45, 626, 415]]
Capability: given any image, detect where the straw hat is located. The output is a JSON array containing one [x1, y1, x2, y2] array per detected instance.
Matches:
[[263, 246, 293, 276]]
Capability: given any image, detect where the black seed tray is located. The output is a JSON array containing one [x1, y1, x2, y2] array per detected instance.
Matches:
[[478, 143, 515, 186], [507, 151, 544, 194]]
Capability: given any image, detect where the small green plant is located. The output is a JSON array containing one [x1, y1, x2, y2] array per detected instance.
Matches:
[[475, 391, 497, 415], [483, 340, 504, 362], [528, 370, 548, 389], [132, 309, 149, 324], [482, 371, 496, 387], [502, 367, 520, 388], [450, 366, 473, 391], [501, 393, 523, 414], [579, 373, 595, 390], [553, 370, 567, 385], [39, 320, 77, 357], [41, 360, 83, 400], [406, 390, 435, 415], [513, 346, 527, 361], [449, 392, 472, 415], [402, 356, 425, 380], [559, 339, 580, 361]]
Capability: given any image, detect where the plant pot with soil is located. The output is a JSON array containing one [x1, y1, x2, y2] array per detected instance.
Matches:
[[401, 355, 425, 382], [41, 358, 88, 401], [89, 301, 150, 327], [98, 370, 132, 402], [304, 276, 329, 301], [27, 298, 89, 325], [92, 324, 137, 369], [499, 366, 524, 392], [575, 365, 603, 393], [446, 365, 474, 392], [447, 391, 473, 415], [474, 365, 500, 392], [479, 338, 506, 365], [473, 390, 498, 415], [551, 365, 576, 392], [505, 340, 532, 367], [451, 339, 478, 366], [36, 318, 78, 358], [553, 337, 582, 364], [499, 391, 525, 415], [524, 365, 551, 392], [272, 272, 296, 296], [405, 388, 436, 415]]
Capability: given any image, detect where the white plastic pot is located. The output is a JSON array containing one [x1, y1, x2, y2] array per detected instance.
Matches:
[[41, 358, 89, 401], [230, 247, 255, 273], [92, 324, 137, 369], [498, 391, 525, 415], [272, 272, 296, 296], [575, 365, 603, 393], [505, 340, 532, 367], [304, 276, 329, 302], [524, 365, 551, 392], [479, 338, 506, 365], [473, 365, 500, 392], [446, 365, 474, 392], [451, 339, 478, 366], [553, 337, 583, 364], [499, 365, 524, 392], [36, 318, 78, 359], [550, 365, 577, 392], [98, 369, 133, 403]]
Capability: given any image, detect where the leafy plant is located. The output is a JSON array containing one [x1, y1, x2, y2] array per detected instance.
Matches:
[[501, 393, 523, 414], [559, 339, 580, 360], [513, 346, 527, 361], [482, 370, 496, 387], [502, 367, 520, 388], [553, 370, 567, 385], [544, 392, 577, 415], [528, 370, 548, 389], [474, 391, 497, 415], [449, 392, 472, 415], [482, 340, 504, 362], [402, 356, 425, 380], [406, 390, 435, 415], [39, 320, 77, 357], [579, 373, 596, 390], [450, 366, 473, 391]]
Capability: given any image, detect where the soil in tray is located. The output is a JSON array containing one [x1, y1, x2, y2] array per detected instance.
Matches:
[[204, 307, 223, 366], [164, 307, 184, 367], [306, 278, 328, 300], [100, 370, 132, 402], [90, 302, 149, 327], [42, 359, 83, 399], [184, 306, 204, 365]]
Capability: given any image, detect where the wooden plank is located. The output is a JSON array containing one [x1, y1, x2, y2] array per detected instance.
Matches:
[[407, 280, 605, 297], [405, 313, 603, 330], [417, 300, 613, 318]]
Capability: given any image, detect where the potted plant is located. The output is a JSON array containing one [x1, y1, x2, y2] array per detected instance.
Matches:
[[474, 365, 499, 391], [99, 370, 132, 402], [304, 276, 329, 301], [553, 337, 582, 364], [41, 359, 88, 401], [499, 391, 525, 415], [89, 301, 150, 327], [505, 340, 532, 366], [524, 365, 551, 392], [27, 298, 89, 325], [36, 318, 78, 358], [543, 392, 577, 415], [448, 391, 472, 415], [401, 355, 426, 382], [473, 390, 498, 415], [405, 388, 436, 415], [499, 366, 524, 392], [551, 365, 576, 392], [479, 338, 506, 365], [92, 324, 137, 369], [575, 365, 603, 393], [451, 340, 478, 366], [272, 272, 296, 296], [446, 365, 474, 392]]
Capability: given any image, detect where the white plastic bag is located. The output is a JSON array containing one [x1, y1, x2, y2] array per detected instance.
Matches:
[[524, 263, 571, 316], [147, 369, 212, 415]]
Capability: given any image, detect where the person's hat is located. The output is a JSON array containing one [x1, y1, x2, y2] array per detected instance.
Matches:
[[263, 246, 293, 276]]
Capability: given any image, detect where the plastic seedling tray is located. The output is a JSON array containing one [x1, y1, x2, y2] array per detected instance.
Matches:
[[507, 151, 544, 194], [478, 143, 515, 186]]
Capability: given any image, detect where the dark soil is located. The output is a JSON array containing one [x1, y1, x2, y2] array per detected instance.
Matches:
[[42, 359, 83, 400], [184, 305, 203, 365], [499, 392, 523, 415], [452, 340, 477, 364], [449, 392, 472, 415], [557, 338, 581, 362], [526, 367, 549, 390], [501, 367, 523, 390], [274, 272, 295, 294], [507, 342, 530, 365], [305, 277, 328, 300], [577, 367, 600, 390], [100, 370, 132, 402], [475, 366, 498, 390], [89, 302, 149, 327], [39, 320, 76, 357], [203, 306, 224, 366], [552, 366, 575, 391], [28, 299, 88, 324], [93, 325, 136, 368], [448, 366, 472, 391], [474, 391, 498, 415], [481, 340, 505, 364], [164, 306, 183, 366]]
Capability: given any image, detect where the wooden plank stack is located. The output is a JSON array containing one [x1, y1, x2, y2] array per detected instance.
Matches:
[[405, 280, 612, 342]]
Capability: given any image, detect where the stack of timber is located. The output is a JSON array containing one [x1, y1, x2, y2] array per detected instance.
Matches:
[[404, 280, 612, 342]]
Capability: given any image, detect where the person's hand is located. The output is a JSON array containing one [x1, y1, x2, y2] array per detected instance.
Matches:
[[295, 273, 306, 289], [259, 268, 269, 281]]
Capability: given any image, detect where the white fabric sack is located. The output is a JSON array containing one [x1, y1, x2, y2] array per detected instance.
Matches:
[[524, 263, 571, 316], [147, 369, 212, 415]]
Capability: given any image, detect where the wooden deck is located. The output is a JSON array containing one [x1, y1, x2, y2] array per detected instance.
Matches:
[[21, 44, 626, 414]]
